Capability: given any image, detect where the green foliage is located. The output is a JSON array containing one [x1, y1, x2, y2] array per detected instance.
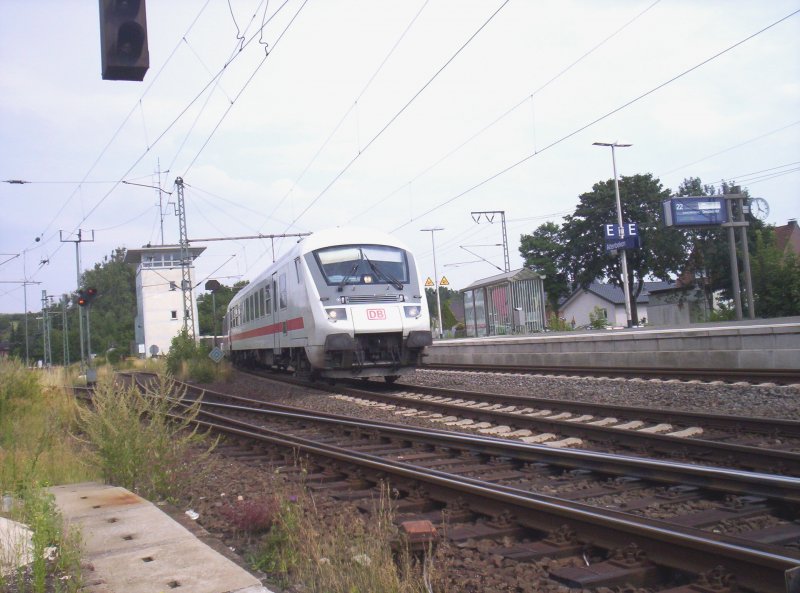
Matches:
[[165, 330, 225, 382], [424, 287, 461, 330], [589, 305, 609, 329], [0, 357, 39, 424], [561, 173, 684, 323], [1, 486, 83, 593], [751, 228, 800, 317], [247, 483, 427, 592], [519, 221, 571, 313], [3, 246, 136, 364], [0, 361, 89, 593], [165, 329, 200, 376], [197, 280, 247, 336], [75, 375, 213, 501], [546, 313, 572, 331]]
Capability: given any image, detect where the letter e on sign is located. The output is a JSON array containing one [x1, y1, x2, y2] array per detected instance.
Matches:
[[367, 308, 386, 320]]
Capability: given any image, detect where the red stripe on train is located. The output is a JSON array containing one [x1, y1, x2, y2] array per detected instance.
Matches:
[[231, 316, 305, 341]]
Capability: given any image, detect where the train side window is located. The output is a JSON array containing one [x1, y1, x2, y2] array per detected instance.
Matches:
[[264, 286, 272, 315], [294, 257, 302, 283], [279, 273, 287, 309], [258, 287, 264, 317]]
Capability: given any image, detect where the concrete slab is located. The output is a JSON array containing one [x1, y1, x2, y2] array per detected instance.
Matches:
[[50, 483, 274, 593], [0, 516, 33, 575]]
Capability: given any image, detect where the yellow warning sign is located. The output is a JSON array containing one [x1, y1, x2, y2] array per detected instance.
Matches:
[[424, 277, 434, 287], [439, 276, 450, 286]]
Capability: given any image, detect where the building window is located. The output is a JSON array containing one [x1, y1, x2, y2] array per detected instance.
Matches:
[[171, 310, 178, 320]]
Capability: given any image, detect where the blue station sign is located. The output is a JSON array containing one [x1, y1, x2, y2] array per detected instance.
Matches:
[[604, 223, 640, 251]]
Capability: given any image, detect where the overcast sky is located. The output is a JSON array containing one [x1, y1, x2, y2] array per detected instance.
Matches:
[[1, 0, 798, 314]]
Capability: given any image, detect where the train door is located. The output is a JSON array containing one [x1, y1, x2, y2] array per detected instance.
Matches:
[[271, 272, 281, 354]]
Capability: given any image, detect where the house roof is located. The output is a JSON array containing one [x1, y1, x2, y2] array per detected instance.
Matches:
[[775, 219, 800, 255], [123, 244, 206, 264], [561, 281, 674, 308], [461, 268, 543, 292]]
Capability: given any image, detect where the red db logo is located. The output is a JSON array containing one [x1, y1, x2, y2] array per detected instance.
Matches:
[[367, 308, 386, 320]]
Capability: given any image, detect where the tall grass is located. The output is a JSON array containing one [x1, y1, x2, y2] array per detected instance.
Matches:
[[247, 481, 437, 593], [0, 359, 88, 593], [75, 375, 215, 501]]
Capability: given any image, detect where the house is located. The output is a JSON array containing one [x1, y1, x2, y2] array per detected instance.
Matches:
[[775, 219, 800, 255], [124, 244, 206, 356], [559, 281, 673, 327]]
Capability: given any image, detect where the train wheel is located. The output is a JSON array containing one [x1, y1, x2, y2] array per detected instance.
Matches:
[[384, 375, 400, 384]]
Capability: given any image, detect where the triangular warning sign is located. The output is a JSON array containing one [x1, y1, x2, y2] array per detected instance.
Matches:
[[439, 276, 450, 286], [424, 277, 434, 287]]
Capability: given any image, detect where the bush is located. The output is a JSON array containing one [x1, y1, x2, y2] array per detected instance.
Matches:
[[106, 348, 123, 365], [165, 329, 199, 376], [589, 305, 609, 329], [547, 313, 572, 331], [75, 375, 215, 501]]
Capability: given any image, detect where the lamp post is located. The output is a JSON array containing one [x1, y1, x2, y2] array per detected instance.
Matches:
[[593, 141, 633, 328], [421, 227, 444, 339]]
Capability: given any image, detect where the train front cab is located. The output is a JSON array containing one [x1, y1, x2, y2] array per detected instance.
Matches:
[[304, 241, 432, 380]]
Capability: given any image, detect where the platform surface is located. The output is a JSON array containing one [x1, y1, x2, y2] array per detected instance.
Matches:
[[50, 482, 274, 593]]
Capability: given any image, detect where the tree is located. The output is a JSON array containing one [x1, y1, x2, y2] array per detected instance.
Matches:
[[560, 174, 686, 323], [81, 248, 137, 356], [196, 280, 248, 336], [750, 228, 800, 317], [518, 221, 571, 314], [425, 287, 460, 331]]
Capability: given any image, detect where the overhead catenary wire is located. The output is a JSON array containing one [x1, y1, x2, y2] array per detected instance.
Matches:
[[280, 0, 512, 236], [261, 0, 432, 234], [31, 0, 214, 250], [180, 0, 310, 177], [391, 8, 800, 233], [22, 0, 301, 286], [346, 0, 662, 225]]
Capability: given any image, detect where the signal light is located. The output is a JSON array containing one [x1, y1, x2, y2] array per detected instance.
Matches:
[[77, 288, 99, 307], [98, 0, 149, 81]]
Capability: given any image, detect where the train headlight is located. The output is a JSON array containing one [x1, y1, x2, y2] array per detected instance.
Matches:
[[404, 305, 421, 318], [326, 308, 347, 321], [362, 274, 373, 284]]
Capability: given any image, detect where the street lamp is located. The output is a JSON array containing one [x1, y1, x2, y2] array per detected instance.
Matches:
[[593, 141, 633, 328], [420, 227, 444, 339]]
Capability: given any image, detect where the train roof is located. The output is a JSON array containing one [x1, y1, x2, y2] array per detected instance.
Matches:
[[294, 227, 411, 254], [227, 227, 413, 305]]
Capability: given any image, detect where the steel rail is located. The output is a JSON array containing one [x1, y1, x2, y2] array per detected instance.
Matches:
[[172, 390, 800, 505], [421, 362, 800, 385], [343, 378, 800, 437], [186, 407, 799, 593]]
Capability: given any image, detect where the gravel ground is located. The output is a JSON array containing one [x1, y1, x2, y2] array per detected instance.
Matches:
[[173, 368, 800, 591], [198, 368, 800, 423]]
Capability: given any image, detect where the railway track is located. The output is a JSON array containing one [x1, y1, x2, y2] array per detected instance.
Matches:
[[421, 363, 800, 385], [125, 372, 800, 592]]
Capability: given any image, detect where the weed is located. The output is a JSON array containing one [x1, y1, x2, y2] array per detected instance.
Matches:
[[220, 497, 279, 535], [75, 375, 216, 501], [246, 480, 435, 593]]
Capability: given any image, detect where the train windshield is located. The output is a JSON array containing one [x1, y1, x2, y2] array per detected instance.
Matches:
[[313, 244, 409, 288]]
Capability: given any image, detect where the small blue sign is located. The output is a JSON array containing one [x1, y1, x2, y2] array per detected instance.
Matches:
[[604, 223, 640, 251]]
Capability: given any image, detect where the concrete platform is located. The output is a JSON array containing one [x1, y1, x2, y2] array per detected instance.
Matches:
[[49, 483, 274, 593], [425, 319, 800, 371]]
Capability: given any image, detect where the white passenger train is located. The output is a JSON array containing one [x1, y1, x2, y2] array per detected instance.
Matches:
[[221, 227, 433, 381]]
